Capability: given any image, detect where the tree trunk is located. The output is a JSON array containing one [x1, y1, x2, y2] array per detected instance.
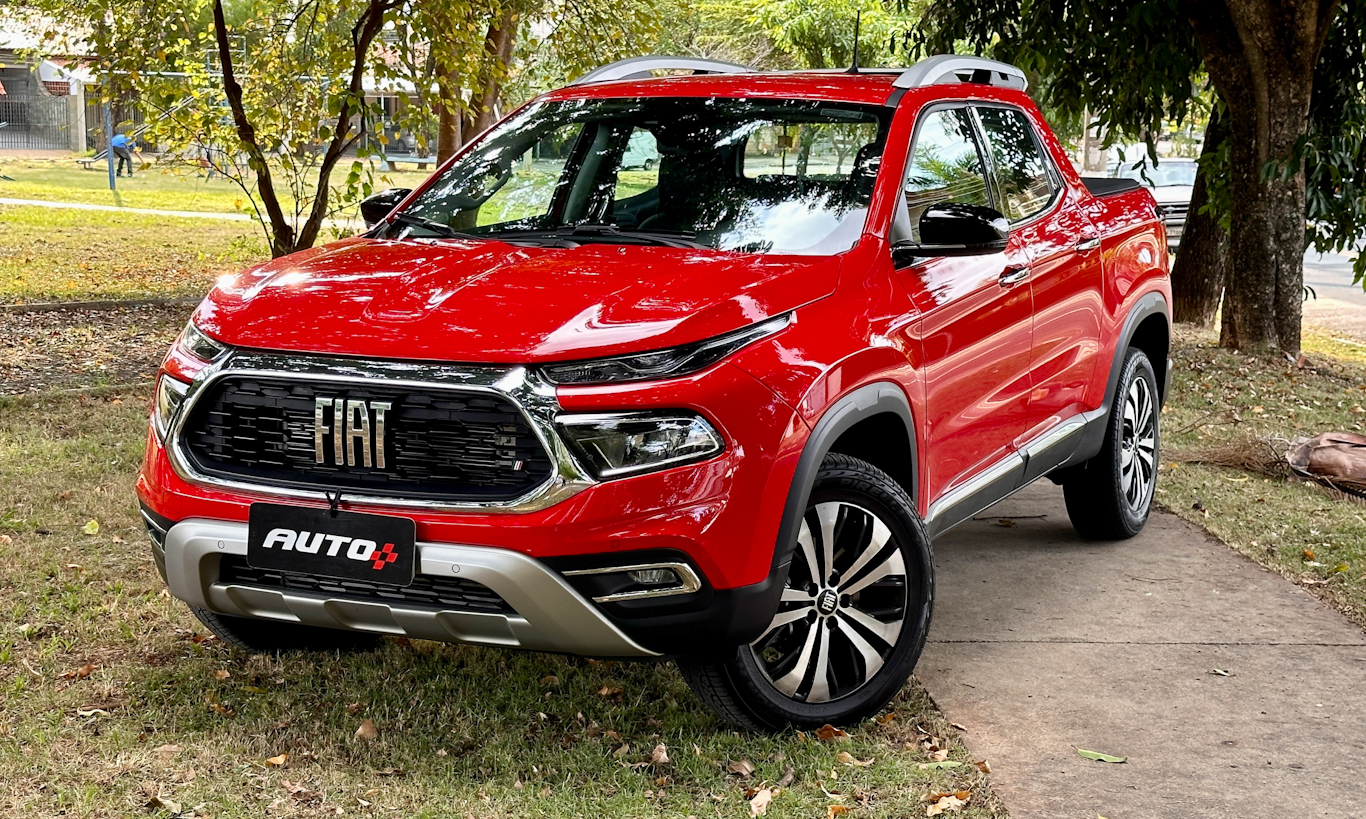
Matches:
[[1170, 105, 1228, 326], [462, 13, 518, 142], [1185, 0, 1338, 355], [436, 65, 463, 163]]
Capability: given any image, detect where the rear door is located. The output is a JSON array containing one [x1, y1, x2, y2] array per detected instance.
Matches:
[[973, 104, 1103, 478], [891, 105, 1035, 518]]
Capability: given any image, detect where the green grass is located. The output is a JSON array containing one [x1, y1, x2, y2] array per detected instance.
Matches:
[[0, 206, 265, 304], [0, 157, 434, 218], [0, 389, 1002, 818], [1158, 326, 1366, 627]]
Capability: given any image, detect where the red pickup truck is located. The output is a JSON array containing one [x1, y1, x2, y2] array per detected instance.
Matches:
[[138, 55, 1171, 730]]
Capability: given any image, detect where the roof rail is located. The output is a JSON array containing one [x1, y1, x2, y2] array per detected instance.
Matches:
[[572, 56, 755, 86], [892, 55, 1027, 91]]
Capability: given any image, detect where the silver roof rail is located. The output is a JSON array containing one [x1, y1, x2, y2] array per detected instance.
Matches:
[[892, 55, 1028, 91], [572, 56, 755, 86]]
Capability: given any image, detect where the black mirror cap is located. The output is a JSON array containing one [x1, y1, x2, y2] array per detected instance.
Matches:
[[893, 203, 1010, 263], [360, 188, 412, 228]]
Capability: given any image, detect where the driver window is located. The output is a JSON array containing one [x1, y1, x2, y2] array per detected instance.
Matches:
[[469, 122, 582, 227], [903, 108, 991, 240]]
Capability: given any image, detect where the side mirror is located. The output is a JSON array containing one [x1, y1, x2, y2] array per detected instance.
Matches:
[[360, 188, 412, 228], [892, 203, 1009, 265]]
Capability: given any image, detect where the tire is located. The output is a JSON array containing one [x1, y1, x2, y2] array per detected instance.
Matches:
[[190, 606, 382, 654], [1062, 347, 1160, 540], [679, 453, 934, 731]]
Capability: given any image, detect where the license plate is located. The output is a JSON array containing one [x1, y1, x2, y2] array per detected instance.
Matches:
[[247, 503, 417, 585]]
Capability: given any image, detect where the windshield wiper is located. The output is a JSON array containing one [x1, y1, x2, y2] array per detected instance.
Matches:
[[488, 224, 707, 249], [389, 213, 484, 241]]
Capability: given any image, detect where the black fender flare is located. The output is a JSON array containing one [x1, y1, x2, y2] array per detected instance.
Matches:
[[1068, 290, 1171, 467], [770, 381, 920, 572]]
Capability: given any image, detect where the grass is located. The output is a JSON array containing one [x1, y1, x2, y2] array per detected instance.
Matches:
[[0, 389, 1001, 818], [1158, 325, 1366, 627], [0, 157, 434, 218], [0, 206, 265, 304]]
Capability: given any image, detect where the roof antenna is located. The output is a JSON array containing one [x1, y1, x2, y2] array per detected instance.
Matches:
[[847, 11, 862, 74]]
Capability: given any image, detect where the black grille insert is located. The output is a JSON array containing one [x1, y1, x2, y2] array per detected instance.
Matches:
[[218, 556, 515, 614], [181, 377, 553, 502]]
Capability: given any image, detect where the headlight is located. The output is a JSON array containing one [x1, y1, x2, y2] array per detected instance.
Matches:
[[152, 374, 190, 441], [174, 321, 228, 362], [540, 313, 791, 385], [557, 412, 724, 479]]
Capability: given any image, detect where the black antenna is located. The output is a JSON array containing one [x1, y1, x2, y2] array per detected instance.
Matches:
[[847, 12, 862, 74]]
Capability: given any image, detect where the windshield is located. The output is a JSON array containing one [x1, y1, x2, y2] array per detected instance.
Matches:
[[1115, 160, 1197, 188], [392, 97, 891, 255]]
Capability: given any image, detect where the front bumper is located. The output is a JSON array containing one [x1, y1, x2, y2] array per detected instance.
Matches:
[[163, 518, 660, 658]]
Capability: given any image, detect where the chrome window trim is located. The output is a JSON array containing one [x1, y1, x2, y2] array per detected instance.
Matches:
[[562, 561, 704, 603], [164, 350, 596, 513]]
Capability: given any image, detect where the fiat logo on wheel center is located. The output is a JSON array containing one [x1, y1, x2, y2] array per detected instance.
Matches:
[[817, 589, 838, 614]]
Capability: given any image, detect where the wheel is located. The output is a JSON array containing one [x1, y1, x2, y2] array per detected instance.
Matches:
[[643, 158, 655, 171], [190, 606, 382, 653], [679, 453, 934, 731], [1062, 347, 1160, 539]]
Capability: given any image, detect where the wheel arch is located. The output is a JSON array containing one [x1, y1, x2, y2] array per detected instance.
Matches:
[[771, 381, 919, 572]]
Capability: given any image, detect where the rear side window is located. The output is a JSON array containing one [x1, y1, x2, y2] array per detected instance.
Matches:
[[975, 106, 1056, 222], [903, 108, 992, 239]]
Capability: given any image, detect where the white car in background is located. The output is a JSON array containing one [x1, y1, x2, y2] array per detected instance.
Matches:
[[1111, 159, 1197, 251]]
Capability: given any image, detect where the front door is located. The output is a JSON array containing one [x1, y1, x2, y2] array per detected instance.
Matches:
[[891, 105, 1035, 520]]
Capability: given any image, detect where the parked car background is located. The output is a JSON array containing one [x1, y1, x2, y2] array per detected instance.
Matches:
[[1110, 158, 1197, 251]]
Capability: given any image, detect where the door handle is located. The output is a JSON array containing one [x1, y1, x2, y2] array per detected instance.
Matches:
[[999, 265, 1030, 287], [1076, 236, 1102, 252]]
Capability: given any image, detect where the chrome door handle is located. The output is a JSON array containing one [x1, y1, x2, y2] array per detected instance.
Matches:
[[999, 265, 1030, 287], [1076, 236, 1102, 252]]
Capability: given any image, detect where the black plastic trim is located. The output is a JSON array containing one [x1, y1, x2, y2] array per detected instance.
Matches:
[[1081, 176, 1143, 197]]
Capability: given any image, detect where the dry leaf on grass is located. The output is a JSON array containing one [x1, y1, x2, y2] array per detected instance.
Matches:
[[355, 719, 379, 740], [875, 712, 895, 725], [59, 663, 96, 680], [919, 761, 963, 770], [541, 675, 561, 687], [836, 751, 873, 767], [749, 787, 773, 816], [827, 806, 852, 818], [265, 753, 288, 767], [213, 670, 231, 680], [597, 686, 622, 697], [924, 790, 971, 815], [814, 724, 850, 742], [777, 766, 795, 788], [613, 743, 631, 759], [651, 744, 670, 766], [727, 759, 755, 777], [974, 759, 991, 773], [145, 793, 181, 814], [81, 519, 99, 535], [0, 534, 11, 545]]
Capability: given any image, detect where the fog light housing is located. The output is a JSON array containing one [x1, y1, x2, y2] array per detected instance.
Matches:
[[556, 411, 723, 479], [628, 567, 679, 586]]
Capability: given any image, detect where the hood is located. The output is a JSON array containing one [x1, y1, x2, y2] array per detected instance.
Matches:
[[194, 238, 840, 363]]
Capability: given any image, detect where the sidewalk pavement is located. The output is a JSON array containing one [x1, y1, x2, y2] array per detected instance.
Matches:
[[918, 481, 1366, 819], [0, 196, 360, 231]]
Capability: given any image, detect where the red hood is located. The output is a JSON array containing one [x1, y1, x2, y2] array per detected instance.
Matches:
[[193, 238, 840, 363]]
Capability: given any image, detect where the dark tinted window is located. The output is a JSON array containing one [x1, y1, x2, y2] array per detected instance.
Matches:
[[975, 106, 1055, 222], [903, 108, 991, 240]]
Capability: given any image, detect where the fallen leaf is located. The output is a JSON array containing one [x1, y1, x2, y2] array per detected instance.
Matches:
[[814, 724, 850, 742], [146, 794, 181, 814], [76, 707, 109, 718], [613, 743, 631, 759], [827, 806, 852, 818], [950, 722, 968, 732], [1304, 549, 1316, 561], [996, 518, 1016, 527], [355, 719, 379, 740], [597, 686, 622, 697], [925, 793, 967, 815], [777, 766, 795, 788], [59, 663, 96, 680], [266, 753, 289, 767], [111, 535, 126, 544], [837, 751, 873, 767], [727, 759, 755, 777], [1209, 668, 1232, 677], [875, 712, 895, 726], [973, 759, 991, 773], [541, 675, 561, 687], [214, 669, 231, 680], [0, 535, 11, 545], [651, 744, 670, 766], [81, 519, 99, 536], [209, 703, 234, 717], [749, 787, 773, 816], [1076, 748, 1127, 763], [919, 761, 963, 770]]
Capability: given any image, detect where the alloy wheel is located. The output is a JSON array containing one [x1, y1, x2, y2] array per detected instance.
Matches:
[[749, 501, 908, 703], [1120, 375, 1157, 511]]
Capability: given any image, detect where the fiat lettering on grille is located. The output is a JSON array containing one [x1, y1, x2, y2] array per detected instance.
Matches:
[[313, 397, 391, 468]]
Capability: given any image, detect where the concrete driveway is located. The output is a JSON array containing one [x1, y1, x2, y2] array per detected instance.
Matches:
[[918, 481, 1366, 819]]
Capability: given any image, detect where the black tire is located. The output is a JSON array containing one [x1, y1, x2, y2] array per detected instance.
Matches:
[[679, 453, 934, 731], [190, 606, 382, 654], [1062, 347, 1160, 540]]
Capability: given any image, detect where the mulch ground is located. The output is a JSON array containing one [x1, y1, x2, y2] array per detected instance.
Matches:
[[1, 303, 191, 395]]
